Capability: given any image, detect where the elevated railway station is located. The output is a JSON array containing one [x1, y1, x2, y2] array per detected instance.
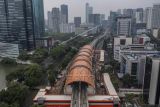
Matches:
[[34, 45, 120, 107]]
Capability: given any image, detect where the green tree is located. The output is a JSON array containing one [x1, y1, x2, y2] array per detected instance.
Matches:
[[0, 83, 29, 107], [32, 48, 48, 63], [18, 51, 29, 61], [1, 58, 17, 65], [6, 64, 44, 88], [24, 64, 43, 87], [122, 74, 135, 87], [6, 67, 25, 82], [48, 69, 57, 86], [50, 45, 66, 59]]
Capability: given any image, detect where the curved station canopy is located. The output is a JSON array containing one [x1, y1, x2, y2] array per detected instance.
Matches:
[[65, 45, 95, 88]]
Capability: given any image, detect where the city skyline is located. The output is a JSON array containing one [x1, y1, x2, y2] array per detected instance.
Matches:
[[44, 0, 160, 22]]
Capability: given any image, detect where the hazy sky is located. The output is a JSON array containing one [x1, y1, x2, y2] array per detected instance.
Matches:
[[44, 0, 160, 23]]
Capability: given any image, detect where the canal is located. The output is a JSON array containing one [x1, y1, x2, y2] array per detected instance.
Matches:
[[0, 64, 23, 91]]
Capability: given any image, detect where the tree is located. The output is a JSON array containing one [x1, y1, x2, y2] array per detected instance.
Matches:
[[24, 64, 44, 87], [6, 64, 44, 88], [0, 83, 29, 107], [1, 58, 17, 65], [50, 45, 66, 59], [32, 48, 48, 63], [61, 48, 77, 69], [6, 67, 25, 82], [122, 74, 135, 87], [18, 51, 29, 61], [48, 69, 57, 86]]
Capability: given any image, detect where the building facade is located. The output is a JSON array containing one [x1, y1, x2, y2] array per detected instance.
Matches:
[[144, 7, 152, 29], [143, 56, 160, 105], [86, 3, 93, 24], [32, 0, 45, 38], [61, 4, 68, 24], [152, 4, 160, 29], [52, 8, 60, 33], [47, 11, 53, 31], [60, 23, 75, 33], [0, 0, 44, 51], [117, 16, 132, 36], [74, 17, 81, 28], [89, 14, 101, 26], [113, 36, 133, 61], [135, 8, 144, 23]]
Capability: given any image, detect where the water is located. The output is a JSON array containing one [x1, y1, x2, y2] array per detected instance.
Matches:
[[0, 64, 21, 91]]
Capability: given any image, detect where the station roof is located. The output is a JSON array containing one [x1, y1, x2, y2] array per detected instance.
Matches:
[[66, 67, 94, 87], [70, 60, 92, 71], [65, 45, 95, 88]]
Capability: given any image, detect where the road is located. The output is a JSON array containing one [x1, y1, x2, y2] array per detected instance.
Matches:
[[61, 25, 100, 45], [90, 28, 111, 48]]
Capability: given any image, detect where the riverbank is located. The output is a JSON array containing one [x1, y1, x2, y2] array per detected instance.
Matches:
[[0, 64, 26, 91]]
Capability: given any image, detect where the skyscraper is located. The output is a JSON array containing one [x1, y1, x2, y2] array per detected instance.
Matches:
[[108, 11, 118, 34], [0, 0, 44, 51], [89, 14, 101, 26], [74, 17, 81, 27], [32, 0, 45, 38], [47, 11, 53, 30], [152, 4, 160, 29], [135, 8, 144, 23], [52, 8, 60, 33], [61, 4, 68, 24], [143, 7, 152, 29], [86, 3, 93, 24], [123, 9, 134, 18]]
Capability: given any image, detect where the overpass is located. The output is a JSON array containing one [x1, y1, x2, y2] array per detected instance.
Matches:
[[91, 28, 110, 48], [61, 25, 101, 45]]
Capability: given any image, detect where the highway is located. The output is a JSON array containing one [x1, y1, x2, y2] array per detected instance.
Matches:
[[90, 28, 110, 48], [61, 25, 100, 45]]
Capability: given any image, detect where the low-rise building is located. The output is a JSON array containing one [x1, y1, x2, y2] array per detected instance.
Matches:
[[120, 45, 159, 85], [36, 37, 55, 49], [152, 28, 160, 39], [60, 23, 75, 33], [114, 36, 133, 61], [134, 34, 150, 44]]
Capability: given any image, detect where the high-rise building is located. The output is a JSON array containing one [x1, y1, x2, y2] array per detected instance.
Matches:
[[100, 14, 105, 23], [86, 3, 93, 24], [74, 17, 81, 27], [123, 9, 134, 18], [108, 11, 118, 34], [135, 8, 144, 23], [0, 0, 44, 51], [143, 7, 152, 29], [32, 0, 45, 38], [152, 4, 160, 29], [61, 4, 68, 24], [117, 16, 132, 36], [52, 8, 60, 33], [89, 14, 101, 26], [47, 11, 53, 30], [143, 56, 160, 105]]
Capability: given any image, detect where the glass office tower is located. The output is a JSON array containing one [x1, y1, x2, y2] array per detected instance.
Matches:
[[0, 0, 44, 51]]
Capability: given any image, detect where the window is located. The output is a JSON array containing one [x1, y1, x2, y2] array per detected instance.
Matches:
[[120, 39, 126, 45]]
